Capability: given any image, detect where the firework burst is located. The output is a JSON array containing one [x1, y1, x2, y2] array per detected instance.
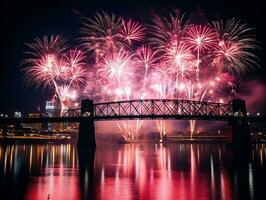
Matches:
[[120, 19, 145, 44], [23, 11, 260, 139], [185, 25, 216, 52], [22, 36, 88, 116], [149, 11, 190, 50], [24, 35, 67, 57], [81, 12, 123, 62], [97, 48, 134, 84], [212, 19, 259, 73], [64, 49, 88, 87]]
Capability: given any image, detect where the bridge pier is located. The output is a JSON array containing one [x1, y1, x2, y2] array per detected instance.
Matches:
[[228, 99, 251, 148], [77, 99, 96, 151]]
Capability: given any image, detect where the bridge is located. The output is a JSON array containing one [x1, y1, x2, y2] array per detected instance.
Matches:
[[0, 98, 265, 150]]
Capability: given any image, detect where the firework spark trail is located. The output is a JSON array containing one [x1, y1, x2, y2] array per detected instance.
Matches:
[[120, 19, 146, 45], [97, 48, 134, 85], [212, 18, 258, 73], [185, 25, 216, 77], [81, 12, 123, 63], [150, 63, 175, 140], [63, 50, 88, 89], [148, 13, 221, 137], [136, 45, 160, 90], [23, 11, 259, 140], [97, 47, 143, 139], [149, 11, 190, 50]]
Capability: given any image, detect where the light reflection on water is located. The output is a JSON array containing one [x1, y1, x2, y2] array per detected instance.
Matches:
[[0, 142, 265, 200]]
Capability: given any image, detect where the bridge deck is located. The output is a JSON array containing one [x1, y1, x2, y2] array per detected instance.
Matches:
[[0, 116, 265, 124], [0, 99, 265, 124]]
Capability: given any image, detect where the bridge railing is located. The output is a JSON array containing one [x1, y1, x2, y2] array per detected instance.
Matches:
[[2, 99, 266, 123], [63, 108, 81, 117], [93, 99, 232, 119]]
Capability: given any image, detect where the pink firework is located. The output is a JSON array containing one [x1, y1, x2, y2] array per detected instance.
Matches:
[[120, 19, 145, 44], [150, 62, 174, 98], [23, 36, 88, 116], [81, 12, 123, 62], [136, 45, 159, 69], [212, 19, 258, 73], [149, 11, 190, 50], [64, 49, 88, 87], [23, 54, 56, 87], [185, 25, 216, 76], [163, 43, 195, 81], [23, 54, 68, 88], [97, 48, 134, 83], [22, 35, 67, 87], [164, 43, 194, 66], [25, 35, 67, 57], [22, 11, 260, 139], [185, 25, 216, 52], [136, 45, 160, 85]]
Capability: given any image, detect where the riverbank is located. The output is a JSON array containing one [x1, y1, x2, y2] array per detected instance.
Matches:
[[0, 135, 76, 144]]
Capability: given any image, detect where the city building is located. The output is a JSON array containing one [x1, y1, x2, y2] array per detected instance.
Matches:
[[45, 101, 56, 130], [14, 111, 22, 118], [45, 101, 56, 116], [28, 112, 42, 130]]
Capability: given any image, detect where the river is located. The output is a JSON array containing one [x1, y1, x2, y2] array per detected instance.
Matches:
[[0, 142, 265, 199]]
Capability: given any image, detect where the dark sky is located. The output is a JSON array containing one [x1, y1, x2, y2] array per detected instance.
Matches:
[[1, 0, 265, 114]]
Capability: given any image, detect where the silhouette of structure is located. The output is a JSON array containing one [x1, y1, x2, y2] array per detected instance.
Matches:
[[1, 98, 265, 150]]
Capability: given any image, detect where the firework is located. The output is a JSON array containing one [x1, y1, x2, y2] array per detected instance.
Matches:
[[185, 25, 216, 53], [136, 45, 159, 88], [149, 11, 190, 50], [64, 49, 88, 87], [97, 48, 134, 84], [23, 11, 260, 140], [185, 25, 216, 75], [22, 35, 67, 86], [23, 36, 88, 116], [81, 12, 123, 62], [120, 19, 145, 45], [212, 18, 259, 73], [24, 35, 67, 57]]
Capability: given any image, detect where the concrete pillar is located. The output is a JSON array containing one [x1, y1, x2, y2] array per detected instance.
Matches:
[[228, 99, 251, 148], [77, 99, 96, 150]]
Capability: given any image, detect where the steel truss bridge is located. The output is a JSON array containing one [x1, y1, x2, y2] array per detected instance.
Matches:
[[66, 99, 233, 120], [0, 99, 265, 124]]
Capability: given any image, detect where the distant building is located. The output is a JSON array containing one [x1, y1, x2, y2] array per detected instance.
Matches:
[[28, 112, 42, 130], [45, 101, 56, 116], [0, 113, 9, 118], [14, 111, 22, 118], [45, 101, 56, 130]]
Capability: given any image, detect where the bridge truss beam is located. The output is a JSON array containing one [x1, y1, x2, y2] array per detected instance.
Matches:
[[93, 99, 232, 120]]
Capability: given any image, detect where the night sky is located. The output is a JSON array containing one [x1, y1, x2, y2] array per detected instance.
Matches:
[[1, 0, 265, 114]]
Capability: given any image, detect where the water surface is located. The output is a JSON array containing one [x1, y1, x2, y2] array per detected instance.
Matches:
[[0, 142, 265, 199]]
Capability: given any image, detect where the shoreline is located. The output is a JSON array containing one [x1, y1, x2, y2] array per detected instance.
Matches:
[[1, 135, 265, 144], [0, 136, 76, 144]]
